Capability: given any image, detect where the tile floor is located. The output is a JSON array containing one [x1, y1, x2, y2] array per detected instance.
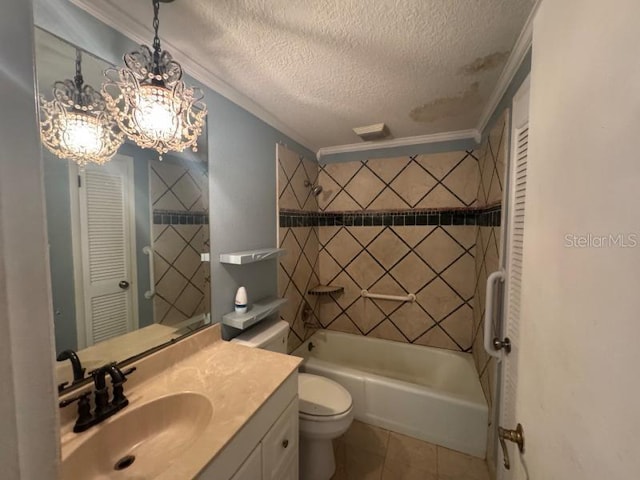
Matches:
[[331, 421, 490, 480]]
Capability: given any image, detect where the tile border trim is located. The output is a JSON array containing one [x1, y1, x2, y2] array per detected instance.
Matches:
[[153, 209, 209, 225], [279, 205, 501, 228]]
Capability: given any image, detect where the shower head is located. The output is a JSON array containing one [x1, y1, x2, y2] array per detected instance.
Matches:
[[304, 180, 323, 196]]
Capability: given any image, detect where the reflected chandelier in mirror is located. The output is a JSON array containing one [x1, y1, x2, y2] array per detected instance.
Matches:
[[38, 49, 124, 166]]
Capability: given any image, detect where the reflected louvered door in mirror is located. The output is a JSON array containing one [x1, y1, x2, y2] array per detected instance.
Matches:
[[75, 155, 138, 347]]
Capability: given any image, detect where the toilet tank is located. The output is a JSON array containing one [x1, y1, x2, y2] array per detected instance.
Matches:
[[231, 317, 289, 353]]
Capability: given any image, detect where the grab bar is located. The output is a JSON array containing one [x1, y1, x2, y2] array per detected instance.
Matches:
[[484, 270, 505, 359], [361, 290, 416, 303], [142, 246, 155, 299]]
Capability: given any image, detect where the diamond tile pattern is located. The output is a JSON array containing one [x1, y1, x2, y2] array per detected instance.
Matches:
[[319, 225, 476, 347], [471, 110, 508, 418], [277, 144, 321, 351], [153, 224, 209, 326], [277, 138, 506, 360], [278, 226, 320, 352], [318, 151, 479, 212], [150, 160, 208, 212], [149, 159, 210, 327], [278, 143, 319, 212]]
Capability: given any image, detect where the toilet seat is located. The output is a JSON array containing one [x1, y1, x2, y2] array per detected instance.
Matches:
[[298, 373, 352, 419], [299, 407, 353, 423]]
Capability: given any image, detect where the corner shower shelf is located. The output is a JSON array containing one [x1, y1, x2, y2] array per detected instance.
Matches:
[[308, 285, 344, 296], [221, 296, 287, 330], [219, 248, 285, 265]]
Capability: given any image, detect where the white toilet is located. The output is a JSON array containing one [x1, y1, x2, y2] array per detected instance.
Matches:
[[232, 318, 353, 480]]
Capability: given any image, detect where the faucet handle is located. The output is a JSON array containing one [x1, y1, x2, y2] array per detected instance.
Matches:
[[59, 391, 94, 433], [58, 390, 91, 408], [111, 366, 136, 408]]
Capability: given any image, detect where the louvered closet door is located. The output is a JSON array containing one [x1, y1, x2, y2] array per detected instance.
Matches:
[[497, 75, 530, 480], [78, 155, 137, 346]]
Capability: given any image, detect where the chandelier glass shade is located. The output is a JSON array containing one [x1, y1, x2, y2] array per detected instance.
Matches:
[[39, 51, 124, 166], [102, 0, 207, 157]]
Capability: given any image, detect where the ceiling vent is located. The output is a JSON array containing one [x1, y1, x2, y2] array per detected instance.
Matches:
[[353, 123, 391, 142]]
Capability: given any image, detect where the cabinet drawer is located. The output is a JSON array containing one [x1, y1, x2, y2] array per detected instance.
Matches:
[[262, 397, 298, 480]]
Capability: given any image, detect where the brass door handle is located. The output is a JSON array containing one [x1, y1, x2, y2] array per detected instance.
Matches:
[[498, 423, 525, 470]]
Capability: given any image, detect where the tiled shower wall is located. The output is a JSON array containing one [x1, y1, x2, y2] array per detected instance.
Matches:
[[276, 126, 507, 379], [150, 160, 210, 326], [316, 152, 487, 350], [277, 144, 321, 352], [472, 110, 508, 414]]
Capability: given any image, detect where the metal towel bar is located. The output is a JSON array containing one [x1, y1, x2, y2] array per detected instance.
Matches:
[[361, 289, 416, 303]]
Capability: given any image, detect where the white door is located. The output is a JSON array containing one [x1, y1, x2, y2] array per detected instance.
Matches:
[[71, 154, 138, 348], [495, 76, 530, 480]]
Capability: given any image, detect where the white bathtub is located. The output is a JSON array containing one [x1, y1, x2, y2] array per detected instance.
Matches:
[[291, 330, 488, 457]]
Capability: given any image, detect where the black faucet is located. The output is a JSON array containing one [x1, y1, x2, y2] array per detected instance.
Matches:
[[92, 364, 133, 413], [56, 350, 85, 392], [60, 363, 136, 433]]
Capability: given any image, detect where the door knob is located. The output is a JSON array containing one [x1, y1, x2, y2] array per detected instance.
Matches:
[[498, 423, 524, 470], [118, 280, 130, 290]]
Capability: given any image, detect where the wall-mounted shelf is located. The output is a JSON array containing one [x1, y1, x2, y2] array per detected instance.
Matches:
[[222, 296, 287, 330], [219, 248, 285, 265], [308, 285, 344, 296]]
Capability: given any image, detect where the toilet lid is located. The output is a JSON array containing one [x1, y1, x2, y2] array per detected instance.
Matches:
[[298, 373, 352, 417]]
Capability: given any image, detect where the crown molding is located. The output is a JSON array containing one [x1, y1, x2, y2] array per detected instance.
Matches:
[[475, 0, 541, 136], [316, 129, 479, 160], [69, 0, 318, 152]]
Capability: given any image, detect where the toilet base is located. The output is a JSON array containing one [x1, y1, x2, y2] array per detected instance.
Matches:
[[299, 437, 335, 480]]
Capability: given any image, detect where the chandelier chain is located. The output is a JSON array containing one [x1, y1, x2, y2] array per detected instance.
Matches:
[[74, 49, 83, 103], [152, 0, 161, 60], [75, 50, 82, 79]]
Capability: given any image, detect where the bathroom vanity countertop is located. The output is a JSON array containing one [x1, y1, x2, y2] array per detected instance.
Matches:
[[58, 324, 302, 479]]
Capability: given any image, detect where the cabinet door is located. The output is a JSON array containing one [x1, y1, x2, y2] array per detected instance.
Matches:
[[272, 454, 298, 480], [230, 444, 262, 480], [262, 398, 298, 480]]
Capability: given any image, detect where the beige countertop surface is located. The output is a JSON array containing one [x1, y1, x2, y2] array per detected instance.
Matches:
[[59, 324, 302, 479]]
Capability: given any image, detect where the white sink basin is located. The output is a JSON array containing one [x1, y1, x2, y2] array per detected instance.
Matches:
[[61, 392, 213, 479]]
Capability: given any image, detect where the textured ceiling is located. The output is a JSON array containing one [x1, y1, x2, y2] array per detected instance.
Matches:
[[72, 0, 534, 150]]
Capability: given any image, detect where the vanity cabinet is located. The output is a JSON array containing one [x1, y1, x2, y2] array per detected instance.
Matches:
[[230, 445, 261, 480], [197, 372, 298, 480], [261, 398, 298, 480]]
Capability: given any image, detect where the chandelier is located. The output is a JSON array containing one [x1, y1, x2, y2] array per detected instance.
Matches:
[[39, 50, 124, 166], [102, 0, 207, 158]]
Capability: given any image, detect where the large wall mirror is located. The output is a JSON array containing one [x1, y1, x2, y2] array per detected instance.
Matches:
[[35, 28, 211, 393]]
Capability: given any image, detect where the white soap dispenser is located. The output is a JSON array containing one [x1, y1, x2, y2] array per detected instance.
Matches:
[[235, 286, 248, 313]]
